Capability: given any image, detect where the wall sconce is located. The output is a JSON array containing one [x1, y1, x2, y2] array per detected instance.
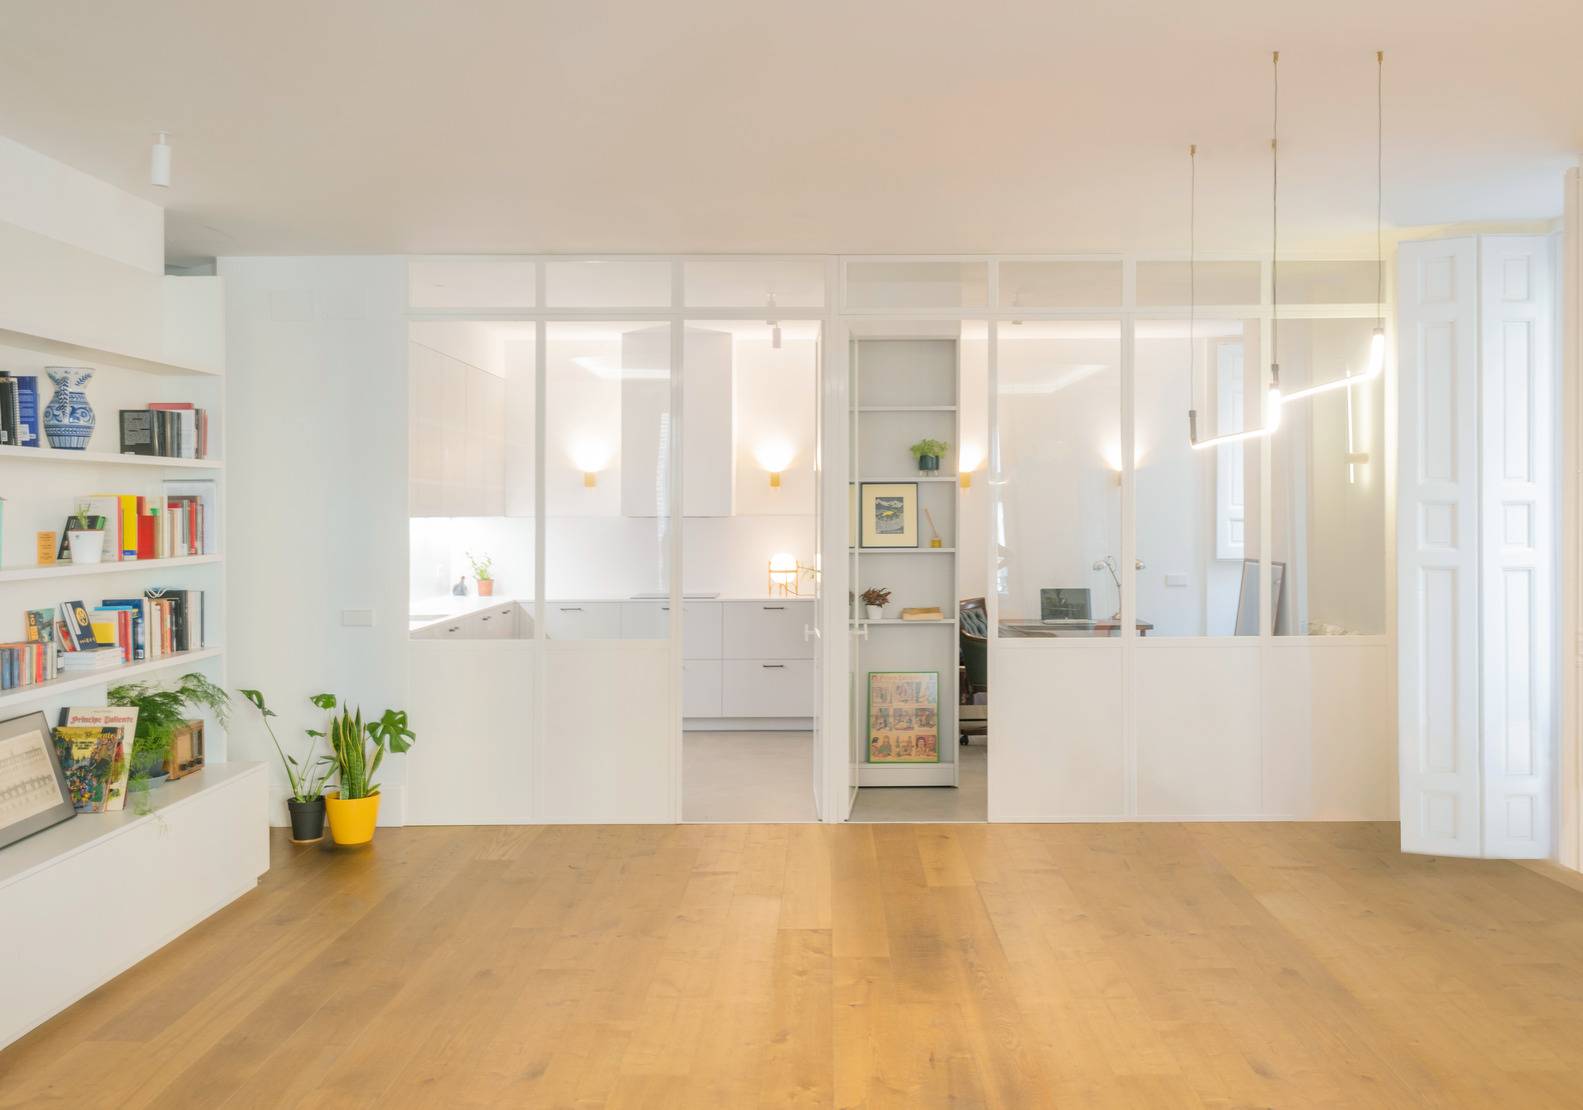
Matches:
[[958, 445, 983, 489], [570, 441, 612, 488], [1100, 442, 1144, 485], [755, 440, 795, 488]]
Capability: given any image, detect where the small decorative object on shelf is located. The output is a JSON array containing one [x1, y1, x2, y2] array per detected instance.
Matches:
[[35, 530, 56, 565], [908, 437, 949, 476], [860, 586, 891, 621], [467, 551, 494, 597], [924, 508, 943, 549], [315, 693, 415, 847], [65, 501, 106, 565], [900, 607, 944, 621], [42, 367, 96, 450], [241, 688, 332, 844], [451, 575, 468, 596], [859, 482, 919, 548], [107, 672, 229, 810]]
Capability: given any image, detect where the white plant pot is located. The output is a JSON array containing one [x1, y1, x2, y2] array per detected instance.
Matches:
[[866, 605, 883, 620], [67, 529, 105, 565]]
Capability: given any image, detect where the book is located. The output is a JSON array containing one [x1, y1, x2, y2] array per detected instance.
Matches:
[[24, 608, 54, 643], [56, 647, 122, 671], [52, 726, 122, 812], [57, 600, 98, 650], [119, 410, 159, 455], [900, 607, 945, 621], [59, 707, 139, 811]]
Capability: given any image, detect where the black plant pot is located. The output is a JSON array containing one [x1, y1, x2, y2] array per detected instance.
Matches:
[[917, 454, 940, 474], [287, 796, 327, 844]]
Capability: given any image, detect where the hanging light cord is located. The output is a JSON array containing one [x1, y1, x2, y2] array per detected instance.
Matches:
[[1271, 50, 1280, 387], [1375, 49, 1384, 327]]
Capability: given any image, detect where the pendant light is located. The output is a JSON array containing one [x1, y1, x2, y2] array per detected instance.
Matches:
[[1190, 52, 1284, 450], [150, 131, 172, 188], [767, 292, 782, 349], [1278, 50, 1387, 405]]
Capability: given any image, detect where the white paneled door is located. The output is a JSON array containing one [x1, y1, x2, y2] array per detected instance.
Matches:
[[1397, 236, 1556, 858]]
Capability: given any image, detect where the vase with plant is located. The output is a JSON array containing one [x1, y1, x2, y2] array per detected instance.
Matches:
[[909, 437, 949, 475], [467, 551, 495, 597], [107, 673, 230, 809], [239, 689, 334, 843], [66, 500, 106, 565], [315, 694, 416, 846], [861, 586, 891, 621]]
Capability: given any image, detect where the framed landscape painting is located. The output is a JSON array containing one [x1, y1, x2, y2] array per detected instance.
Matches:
[[859, 482, 918, 548], [867, 671, 940, 763]]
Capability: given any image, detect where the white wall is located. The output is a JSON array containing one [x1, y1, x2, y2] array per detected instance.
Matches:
[[222, 256, 411, 822]]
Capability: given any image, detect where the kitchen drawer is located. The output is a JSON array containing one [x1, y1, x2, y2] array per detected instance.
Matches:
[[682, 659, 723, 717], [721, 600, 814, 660], [619, 600, 721, 656], [721, 659, 814, 718], [472, 604, 517, 639], [543, 601, 623, 640]]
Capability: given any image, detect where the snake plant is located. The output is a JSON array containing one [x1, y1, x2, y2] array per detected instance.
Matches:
[[313, 693, 415, 800]]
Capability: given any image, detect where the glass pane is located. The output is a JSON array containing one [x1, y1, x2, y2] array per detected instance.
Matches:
[[999, 260, 1123, 309], [1278, 260, 1379, 304], [845, 260, 988, 309], [408, 321, 535, 638], [544, 260, 671, 308], [1136, 261, 1262, 307], [995, 321, 1124, 637], [408, 258, 536, 309], [684, 259, 825, 309], [1134, 319, 1259, 636], [545, 321, 672, 638], [1271, 317, 1386, 635]]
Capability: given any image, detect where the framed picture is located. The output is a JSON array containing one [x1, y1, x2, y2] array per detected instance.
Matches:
[[0, 711, 76, 850], [859, 482, 918, 548], [867, 671, 940, 763]]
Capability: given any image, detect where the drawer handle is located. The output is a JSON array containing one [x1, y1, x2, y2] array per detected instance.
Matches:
[[762, 606, 786, 611], [560, 607, 583, 612], [446, 625, 460, 633], [661, 606, 670, 611], [761, 663, 786, 669]]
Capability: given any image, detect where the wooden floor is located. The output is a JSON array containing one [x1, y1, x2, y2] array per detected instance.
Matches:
[[4, 824, 1583, 1109]]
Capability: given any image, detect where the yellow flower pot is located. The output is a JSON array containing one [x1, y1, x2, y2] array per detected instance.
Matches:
[[324, 790, 380, 846]]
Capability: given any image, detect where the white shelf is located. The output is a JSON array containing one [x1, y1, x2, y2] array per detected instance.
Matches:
[[859, 475, 957, 483], [0, 444, 221, 469], [0, 324, 222, 378], [855, 617, 957, 626], [857, 405, 957, 413], [851, 547, 956, 554], [0, 647, 224, 710], [0, 554, 222, 583]]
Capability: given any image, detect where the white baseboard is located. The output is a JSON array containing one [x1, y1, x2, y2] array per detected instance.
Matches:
[[684, 717, 813, 732]]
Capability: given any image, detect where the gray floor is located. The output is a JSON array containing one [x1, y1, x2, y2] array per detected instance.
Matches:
[[850, 739, 987, 823], [683, 730, 818, 822], [683, 730, 988, 824]]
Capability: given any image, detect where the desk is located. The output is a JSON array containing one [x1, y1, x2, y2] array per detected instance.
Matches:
[[999, 618, 1155, 638]]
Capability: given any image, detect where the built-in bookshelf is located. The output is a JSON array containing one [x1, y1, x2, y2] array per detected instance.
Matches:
[[850, 335, 961, 788], [0, 315, 226, 757]]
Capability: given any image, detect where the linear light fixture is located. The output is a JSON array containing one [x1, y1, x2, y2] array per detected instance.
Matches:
[[1189, 52, 1284, 451], [1280, 50, 1387, 408]]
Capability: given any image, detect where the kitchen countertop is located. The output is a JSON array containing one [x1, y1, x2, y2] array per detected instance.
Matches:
[[408, 594, 814, 633]]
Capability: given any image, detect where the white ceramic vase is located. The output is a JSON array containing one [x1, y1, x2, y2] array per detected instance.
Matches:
[[67, 529, 106, 565]]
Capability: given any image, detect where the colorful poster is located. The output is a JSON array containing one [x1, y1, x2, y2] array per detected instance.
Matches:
[[867, 671, 940, 763]]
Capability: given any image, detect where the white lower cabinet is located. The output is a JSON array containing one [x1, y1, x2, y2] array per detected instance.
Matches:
[[722, 659, 814, 718], [682, 659, 724, 717], [544, 601, 623, 640]]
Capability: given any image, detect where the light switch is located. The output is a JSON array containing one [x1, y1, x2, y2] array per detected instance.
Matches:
[[1164, 574, 1188, 588], [341, 608, 376, 627]]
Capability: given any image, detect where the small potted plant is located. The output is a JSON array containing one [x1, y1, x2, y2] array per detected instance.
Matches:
[[107, 673, 230, 809], [239, 689, 334, 844], [317, 694, 416, 847], [861, 586, 891, 621], [909, 438, 950, 476], [467, 551, 495, 597], [66, 500, 106, 565]]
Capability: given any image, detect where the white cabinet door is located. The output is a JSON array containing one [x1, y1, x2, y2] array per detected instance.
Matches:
[[544, 601, 623, 640], [683, 659, 723, 717], [620, 601, 667, 640], [722, 659, 814, 717], [722, 601, 814, 660], [683, 601, 722, 660]]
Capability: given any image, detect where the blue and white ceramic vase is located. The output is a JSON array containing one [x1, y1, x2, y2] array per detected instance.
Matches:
[[42, 367, 95, 450]]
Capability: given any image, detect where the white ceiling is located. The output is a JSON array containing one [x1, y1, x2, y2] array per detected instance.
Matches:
[[0, 0, 1577, 264]]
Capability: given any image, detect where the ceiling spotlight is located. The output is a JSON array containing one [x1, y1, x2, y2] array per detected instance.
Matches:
[[150, 131, 172, 188]]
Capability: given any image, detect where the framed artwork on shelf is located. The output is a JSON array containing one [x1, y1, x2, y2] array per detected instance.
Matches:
[[858, 482, 918, 548], [0, 711, 77, 850], [866, 671, 940, 763]]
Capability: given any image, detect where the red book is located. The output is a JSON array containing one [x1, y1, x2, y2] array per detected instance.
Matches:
[[147, 402, 194, 409], [138, 514, 155, 560]]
